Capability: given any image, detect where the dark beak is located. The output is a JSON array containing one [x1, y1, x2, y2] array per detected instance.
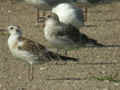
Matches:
[[0, 29, 7, 32], [0, 29, 8, 35]]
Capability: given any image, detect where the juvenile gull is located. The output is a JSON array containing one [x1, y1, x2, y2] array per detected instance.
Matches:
[[44, 13, 103, 55], [52, 3, 85, 29], [1, 25, 78, 80]]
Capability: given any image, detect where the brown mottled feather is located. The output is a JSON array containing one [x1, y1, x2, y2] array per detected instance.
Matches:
[[18, 37, 47, 55], [17, 37, 78, 62], [12, 41, 18, 49]]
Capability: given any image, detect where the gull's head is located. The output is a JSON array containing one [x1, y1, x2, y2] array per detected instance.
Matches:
[[7, 25, 22, 35], [50, 13, 60, 21], [45, 13, 60, 26]]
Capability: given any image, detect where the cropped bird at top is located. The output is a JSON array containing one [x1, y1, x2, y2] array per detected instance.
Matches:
[[15, 0, 77, 23], [52, 3, 85, 29], [44, 13, 104, 55], [15, 0, 102, 23], [0, 25, 78, 81]]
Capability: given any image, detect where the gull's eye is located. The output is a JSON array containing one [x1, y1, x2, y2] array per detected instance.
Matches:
[[10, 27, 14, 30], [47, 15, 51, 18]]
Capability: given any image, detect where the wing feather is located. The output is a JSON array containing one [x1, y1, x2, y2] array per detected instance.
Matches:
[[18, 37, 47, 55]]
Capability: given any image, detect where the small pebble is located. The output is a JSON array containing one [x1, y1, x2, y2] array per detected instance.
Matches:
[[114, 83, 119, 86], [18, 76, 22, 80], [101, 71, 105, 74], [0, 84, 2, 88], [3, 88, 7, 90], [104, 80, 110, 83], [8, 10, 12, 13], [40, 67, 47, 70]]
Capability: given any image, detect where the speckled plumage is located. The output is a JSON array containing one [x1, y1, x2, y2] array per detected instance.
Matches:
[[7, 25, 78, 65], [6, 25, 78, 80]]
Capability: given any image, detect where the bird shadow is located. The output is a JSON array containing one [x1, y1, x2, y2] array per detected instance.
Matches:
[[75, 62, 117, 65], [102, 44, 120, 48], [83, 44, 120, 48], [53, 62, 117, 66], [46, 77, 85, 80], [84, 24, 97, 28]]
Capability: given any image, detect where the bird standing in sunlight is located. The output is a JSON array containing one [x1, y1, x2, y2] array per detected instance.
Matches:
[[44, 13, 104, 55], [0, 25, 78, 81]]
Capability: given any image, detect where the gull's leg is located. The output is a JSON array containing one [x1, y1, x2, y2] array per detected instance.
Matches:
[[17, 87, 26, 90], [37, 8, 40, 23], [28, 64, 34, 81], [84, 7, 88, 22], [55, 49, 68, 65], [41, 10, 46, 27], [64, 50, 68, 56], [36, 8, 46, 27], [55, 48, 62, 64], [56, 48, 60, 54]]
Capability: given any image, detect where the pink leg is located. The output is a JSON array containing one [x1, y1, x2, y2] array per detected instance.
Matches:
[[28, 64, 34, 81], [84, 7, 88, 22], [36, 8, 46, 24], [37, 8, 40, 23]]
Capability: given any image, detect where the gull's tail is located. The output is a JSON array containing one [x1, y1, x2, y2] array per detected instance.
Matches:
[[80, 33, 104, 47], [47, 51, 79, 62], [86, 38, 104, 47]]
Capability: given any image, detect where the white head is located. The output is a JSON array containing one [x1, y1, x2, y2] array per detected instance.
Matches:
[[52, 3, 74, 13], [45, 13, 60, 26], [7, 25, 22, 36]]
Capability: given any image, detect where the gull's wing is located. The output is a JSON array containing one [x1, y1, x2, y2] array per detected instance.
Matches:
[[55, 24, 81, 43], [17, 37, 79, 62], [55, 24, 104, 46], [18, 37, 48, 55]]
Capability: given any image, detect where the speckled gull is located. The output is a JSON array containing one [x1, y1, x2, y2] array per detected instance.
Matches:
[[0, 25, 78, 81]]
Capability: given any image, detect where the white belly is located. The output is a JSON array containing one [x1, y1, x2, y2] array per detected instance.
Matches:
[[10, 48, 38, 64]]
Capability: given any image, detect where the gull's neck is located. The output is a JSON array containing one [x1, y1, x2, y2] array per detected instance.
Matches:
[[45, 19, 59, 26], [8, 33, 21, 50]]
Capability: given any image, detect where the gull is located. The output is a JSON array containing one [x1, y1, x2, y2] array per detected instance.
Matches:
[[52, 0, 102, 26], [52, 3, 85, 29], [44, 13, 104, 55], [15, 0, 77, 23], [0, 25, 78, 81]]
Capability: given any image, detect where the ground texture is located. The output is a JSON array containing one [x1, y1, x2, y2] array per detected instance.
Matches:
[[0, 0, 120, 90]]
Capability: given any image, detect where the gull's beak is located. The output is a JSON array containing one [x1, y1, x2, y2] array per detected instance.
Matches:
[[42, 16, 49, 27], [0, 29, 8, 35], [0, 29, 7, 32]]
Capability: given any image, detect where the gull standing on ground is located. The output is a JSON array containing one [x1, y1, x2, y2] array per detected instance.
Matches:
[[52, 3, 85, 29], [0, 25, 78, 81], [44, 13, 104, 55]]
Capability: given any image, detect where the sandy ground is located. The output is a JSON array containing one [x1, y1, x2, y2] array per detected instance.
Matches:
[[0, 0, 120, 90]]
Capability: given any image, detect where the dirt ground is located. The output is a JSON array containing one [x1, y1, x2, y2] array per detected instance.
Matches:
[[0, 0, 120, 90]]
